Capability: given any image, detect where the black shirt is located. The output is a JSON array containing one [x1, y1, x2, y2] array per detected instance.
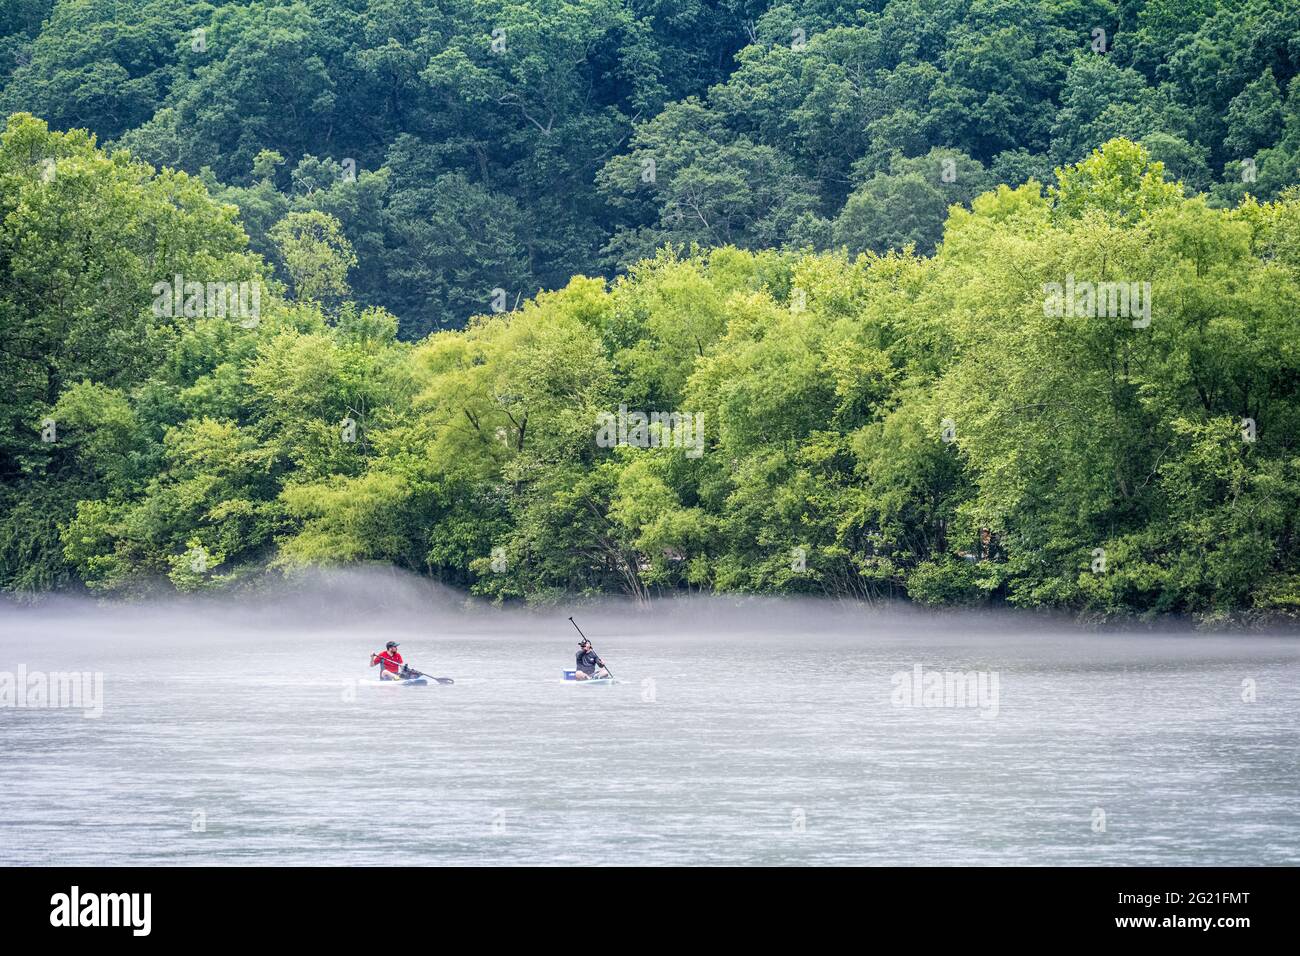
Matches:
[[575, 649, 602, 674]]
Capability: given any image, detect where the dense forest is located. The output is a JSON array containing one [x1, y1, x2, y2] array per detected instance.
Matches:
[[2, 1, 1299, 621], [5, 0, 1300, 334]]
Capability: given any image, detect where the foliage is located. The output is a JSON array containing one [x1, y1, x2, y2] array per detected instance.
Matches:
[[4, 1, 1298, 335], [3, 121, 1296, 613]]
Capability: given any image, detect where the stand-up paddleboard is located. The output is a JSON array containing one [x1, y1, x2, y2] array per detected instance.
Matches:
[[562, 669, 616, 685], [360, 676, 433, 687], [362, 664, 453, 686]]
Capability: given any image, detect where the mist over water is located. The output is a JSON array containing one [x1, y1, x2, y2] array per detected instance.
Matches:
[[2, 568, 1298, 865]]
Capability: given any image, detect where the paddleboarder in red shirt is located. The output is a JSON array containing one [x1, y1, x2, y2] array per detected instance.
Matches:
[[370, 641, 405, 680]]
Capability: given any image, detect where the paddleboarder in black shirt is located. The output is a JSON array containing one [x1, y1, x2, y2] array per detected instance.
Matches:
[[574, 639, 609, 680]]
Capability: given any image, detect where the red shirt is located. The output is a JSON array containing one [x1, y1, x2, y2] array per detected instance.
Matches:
[[373, 649, 403, 674]]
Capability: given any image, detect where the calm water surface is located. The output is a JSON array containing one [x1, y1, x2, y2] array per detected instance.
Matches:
[[2, 593, 1297, 866]]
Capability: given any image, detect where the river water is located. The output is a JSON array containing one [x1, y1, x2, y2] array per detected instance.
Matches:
[[2, 577, 1297, 866]]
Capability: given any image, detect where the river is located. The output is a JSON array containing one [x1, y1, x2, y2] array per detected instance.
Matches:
[[2, 571, 1297, 865]]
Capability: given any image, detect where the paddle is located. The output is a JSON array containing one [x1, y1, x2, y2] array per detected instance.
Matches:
[[568, 616, 613, 680], [370, 654, 454, 684]]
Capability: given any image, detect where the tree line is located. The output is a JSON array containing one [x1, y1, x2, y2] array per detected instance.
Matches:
[[3, 1, 1299, 336], [2, 113, 1297, 621]]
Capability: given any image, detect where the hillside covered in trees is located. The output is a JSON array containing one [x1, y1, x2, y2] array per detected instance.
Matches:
[[3, 110, 1298, 620], [3, 0, 1300, 336], [1, 2, 1299, 622]]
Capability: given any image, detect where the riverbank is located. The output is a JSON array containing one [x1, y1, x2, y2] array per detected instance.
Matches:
[[4, 565, 1299, 636]]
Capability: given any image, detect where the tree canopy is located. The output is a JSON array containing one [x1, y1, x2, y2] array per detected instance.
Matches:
[[3, 112, 1297, 622], [4, 1, 1299, 336]]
